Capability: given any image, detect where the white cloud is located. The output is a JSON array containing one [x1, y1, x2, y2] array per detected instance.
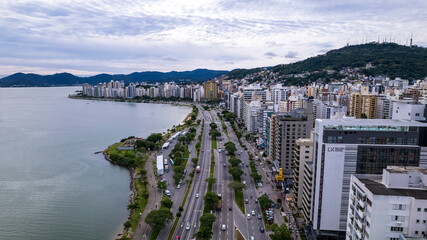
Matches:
[[0, 0, 426, 76]]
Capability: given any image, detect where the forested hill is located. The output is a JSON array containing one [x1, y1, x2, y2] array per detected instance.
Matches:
[[227, 43, 427, 80], [0, 69, 228, 87]]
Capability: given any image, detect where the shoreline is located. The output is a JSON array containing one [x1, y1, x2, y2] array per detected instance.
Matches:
[[103, 149, 137, 238], [99, 104, 193, 239], [68, 95, 194, 108]]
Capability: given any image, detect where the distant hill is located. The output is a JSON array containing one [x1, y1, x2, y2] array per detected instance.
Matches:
[[227, 43, 427, 81], [0, 69, 228, 87]]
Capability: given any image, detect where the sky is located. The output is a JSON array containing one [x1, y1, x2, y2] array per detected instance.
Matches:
[[1, 0, 427, 77]]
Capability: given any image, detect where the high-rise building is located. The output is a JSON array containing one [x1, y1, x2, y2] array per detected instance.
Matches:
[[349, 93, 378, 119], [267, 108, 314, 173], [293, 135, 314, 209], [203, 80, 218, 100], [347, 166, 427, 240], [311, 118, 427, 239]]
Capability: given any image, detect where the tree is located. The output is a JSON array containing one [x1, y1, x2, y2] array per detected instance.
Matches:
[[145, 209, 174, 231], [194, 227, 213, 240], [209, 128, 221, 138], [258, 195, 274, 210], [228, 167, 244, 180], [270, 223, 292, 240], [147, 133, 163, 143], [157, 180, 166, 190], [228, 157, 241, 167], [161, 196, 173, 209], [209, 122, 218, 129], [205, 177, 217, 185], [199, 213, 216, 227], [191, 157, 198, 166], [224, 142, 236, 155], [135, 139, 145, 149], [203, 192, 219, 211], [227, 181, 246, 191], [251, 172, 262, 181]]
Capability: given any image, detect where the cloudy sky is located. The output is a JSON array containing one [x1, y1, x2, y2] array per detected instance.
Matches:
[[1, 0, 426, 77]]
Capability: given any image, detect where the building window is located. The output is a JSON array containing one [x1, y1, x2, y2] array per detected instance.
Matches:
[[424, 208, 427, 212], [417, 219, 420, 223], [423, 220, 426, 224], [416, 113, 420, 116], [393, 204, 406, 210], [415, 231, 419, 234], [393, 216, 405, 221], [418, 208, 421, 212], [390, 227, 403, 232]]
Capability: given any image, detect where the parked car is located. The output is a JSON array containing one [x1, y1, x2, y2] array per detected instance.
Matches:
[[250, 236, 255, 240], [228, 206, 232, 211], [177, 184, 181, 189], [164, 190, 171, 197], [243, 181, 246, 185], [255, 199, 258, 203], [245, 198, 249, 204]]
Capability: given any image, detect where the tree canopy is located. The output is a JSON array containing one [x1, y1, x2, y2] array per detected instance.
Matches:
[[145, 209, 174, 231]]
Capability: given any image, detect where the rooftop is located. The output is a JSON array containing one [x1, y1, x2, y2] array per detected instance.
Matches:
[[358, 178, 427, 200], [386, 166, 427, 175]]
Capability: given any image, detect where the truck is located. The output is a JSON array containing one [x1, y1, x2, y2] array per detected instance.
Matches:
[[216, 194, 222, 210], [162, 142, 170, 149], [196, 166, 201, 173], [157, 155, 164, 175], [164, 158, 168, 165]]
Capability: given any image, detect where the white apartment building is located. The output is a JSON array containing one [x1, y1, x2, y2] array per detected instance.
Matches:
[[311, 118, 427, 239], [347, 166, 427, 240], [392, 101, 426, 121]]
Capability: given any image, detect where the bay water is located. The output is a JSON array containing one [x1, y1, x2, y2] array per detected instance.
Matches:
[[0, 87, 190, 240]]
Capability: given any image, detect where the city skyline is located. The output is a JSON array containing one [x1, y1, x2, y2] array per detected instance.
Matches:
[[1, 0, 427, 77]]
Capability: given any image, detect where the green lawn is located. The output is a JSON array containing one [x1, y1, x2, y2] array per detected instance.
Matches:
[[211, 137, 217, 149], [235, 189, 245, 214]]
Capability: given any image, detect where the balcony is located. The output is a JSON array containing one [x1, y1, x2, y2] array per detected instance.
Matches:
[[356, 208, 364, 219], [355, 228, 362, 239], [358, 201, 365, 209], [355, 218, 363, 229]]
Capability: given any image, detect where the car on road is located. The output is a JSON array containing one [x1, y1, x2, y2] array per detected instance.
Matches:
[[260, 226, 265, 233], [202, 150, 204, 152], [160, 176, 166, 182], [245, 198, 249, 204], [186, 222, 190, 230], [177, 184, 181, 189], [255, 199, 258, 203], [196, 193, 199, 198], [250, 236, 255, 240], [164, 190, 171, 197], [258, 214, 262, 219], [223, 163, 226, 167], [175, 235, 180, 240], [221, 224, 226, 231], [251, 210, 256, 216], [179, 179, 183, 184], [246, 214, 251, 220], [242, 181, 246, 185], [228, 205, 232, 211]]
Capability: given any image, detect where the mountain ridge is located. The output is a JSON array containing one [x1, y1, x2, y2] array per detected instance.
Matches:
[[0, 69, 228, 87]]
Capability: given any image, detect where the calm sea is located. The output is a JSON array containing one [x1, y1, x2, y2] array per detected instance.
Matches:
[[0, 87, 190, 240]]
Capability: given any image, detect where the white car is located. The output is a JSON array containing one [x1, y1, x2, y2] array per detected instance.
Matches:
[[221, 224, 226, 231], [246, 213, 251, 220], [251, 210, 256, 216], [196, 193, 199, 198], [243, 181, 246, 185], [186, 221, 190, 230]]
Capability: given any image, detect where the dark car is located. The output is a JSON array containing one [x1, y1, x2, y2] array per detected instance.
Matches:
[[260, 226, 265, 233], [228, 205, 232, 211]]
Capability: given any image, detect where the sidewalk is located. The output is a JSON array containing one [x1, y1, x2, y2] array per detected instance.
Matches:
[[132, 152, 161, 240]]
